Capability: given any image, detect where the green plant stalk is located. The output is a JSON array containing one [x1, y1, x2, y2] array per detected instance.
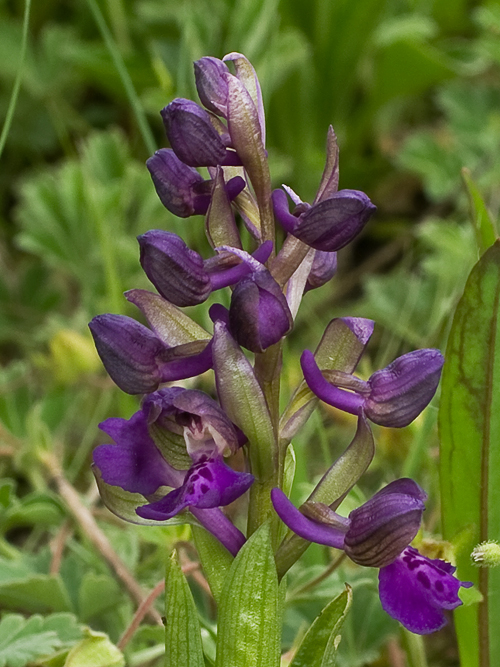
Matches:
[[85, 0, 156, 156], [247, 343, 283, 546], [0, 0, 32, 160]]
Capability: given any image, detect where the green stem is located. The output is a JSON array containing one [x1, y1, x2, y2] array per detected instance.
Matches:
[[85, 0, 156, 156], [0, 0, 32, 160], [402, 628, 429, 667]]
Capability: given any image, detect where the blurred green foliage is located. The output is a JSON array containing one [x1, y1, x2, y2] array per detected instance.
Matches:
[[0, 0, 499, 665]]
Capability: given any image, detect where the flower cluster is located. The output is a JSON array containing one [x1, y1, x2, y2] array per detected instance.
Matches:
[[89, 53, 470, 635]]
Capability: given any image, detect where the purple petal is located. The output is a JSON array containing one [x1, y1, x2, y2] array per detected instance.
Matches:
[[159, 339, 214, 382], [89, 314, 167, 394], [229, 269, 293, 353], [138, 230, 212, 306], [379, 546, 472, 634], [272, 189, 300, 235], [340, 317, 374, 346], [94, 411, 178, 495], [305, 250, 337, 292], [207, 241, 273, 291], [296, 190, 376, 252], [162, 98, 227, 167], [344, 479, 426, 567], [136, 456, 254, 520], [300, 350, 365, 415], [146, 149, 209, 217], [194, 57, 230, 116], [271, 488, 346, 549], [366, 349, 444, 427]]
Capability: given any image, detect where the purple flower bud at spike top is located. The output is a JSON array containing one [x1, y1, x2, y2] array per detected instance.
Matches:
[[146, 149, 211, 217], [305, 250, 337, 292], [162, 98, 232, 168], [272, 188, 376, 252], [138, 230, 212, 307], [194, 57, 230, 116], [89, 314, 169, 394], [301, 347, 444, 428], [271, 482, 472, 635]]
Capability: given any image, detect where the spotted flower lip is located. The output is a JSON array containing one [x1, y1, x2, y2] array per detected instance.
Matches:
[[146, 148, 244, 218], [93, 402, 253, 554], [138, 230, 273, 307], [88, 314, 214, 394], [300, 347, 444, 428], [271, 480, 472, 634], [272, 187, 376, 252]]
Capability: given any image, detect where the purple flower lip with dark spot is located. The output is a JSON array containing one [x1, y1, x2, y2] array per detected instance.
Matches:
[[271, 479, 472, 634], [300, 347, 444, 428], [272, 187, 376, 252], [93, 397, 253, 554]]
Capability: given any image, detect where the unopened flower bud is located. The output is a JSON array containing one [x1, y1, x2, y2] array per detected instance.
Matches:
[[344, 479, 427, 568], [272, 188, 376, 252], [229, 268, 293, 353], [305, 250, 337, 292], [146, 149, 211, 217], [138, 230, 212, 306], [194, 57, 230, 116], [161, 98, 231, 167]]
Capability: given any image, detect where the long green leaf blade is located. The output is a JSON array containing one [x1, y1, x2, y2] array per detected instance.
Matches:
[[215, 524, 280, 667], [439, 239, 500, 667], [290, 585, 352, 667], [165, 551, 204, 667]]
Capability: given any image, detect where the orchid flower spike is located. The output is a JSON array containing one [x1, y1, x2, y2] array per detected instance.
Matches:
[[272, 480, 472, 634]]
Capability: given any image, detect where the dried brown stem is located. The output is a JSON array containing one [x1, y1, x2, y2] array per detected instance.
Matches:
[[49, 519, 73, 574], [40, 451, 162, 625]]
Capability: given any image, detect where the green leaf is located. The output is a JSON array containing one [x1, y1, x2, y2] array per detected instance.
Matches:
[[439, 240, 500, 667], [290, 585, 352, 667], [165, 551, 204, 667], [462, 167, 497, 255], [213, 322, 275, 481], [0, 615, 59, 667], [78, 573, 122, 622], [64, 628, 124, 667], [215, 524, 280, 667], [192, 525, 234, 605], [0, 570, 72, 614]]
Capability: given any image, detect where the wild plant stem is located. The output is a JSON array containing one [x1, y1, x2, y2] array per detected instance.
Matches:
[[0, 0, 31, 160]]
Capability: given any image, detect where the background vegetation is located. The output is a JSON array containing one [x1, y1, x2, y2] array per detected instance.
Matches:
[[0, 0, 499, 664]]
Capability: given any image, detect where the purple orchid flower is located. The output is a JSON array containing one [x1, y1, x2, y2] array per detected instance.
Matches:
[[272, 480, 472, 634], [93, 388, 254, 555], [138, 231, 273, 307], [146, 148, 245, 218], [272, 187, 376, 253], [161, 98, 241, 168], [89, 314, 213, 394], [300, 347, 444, 428]]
